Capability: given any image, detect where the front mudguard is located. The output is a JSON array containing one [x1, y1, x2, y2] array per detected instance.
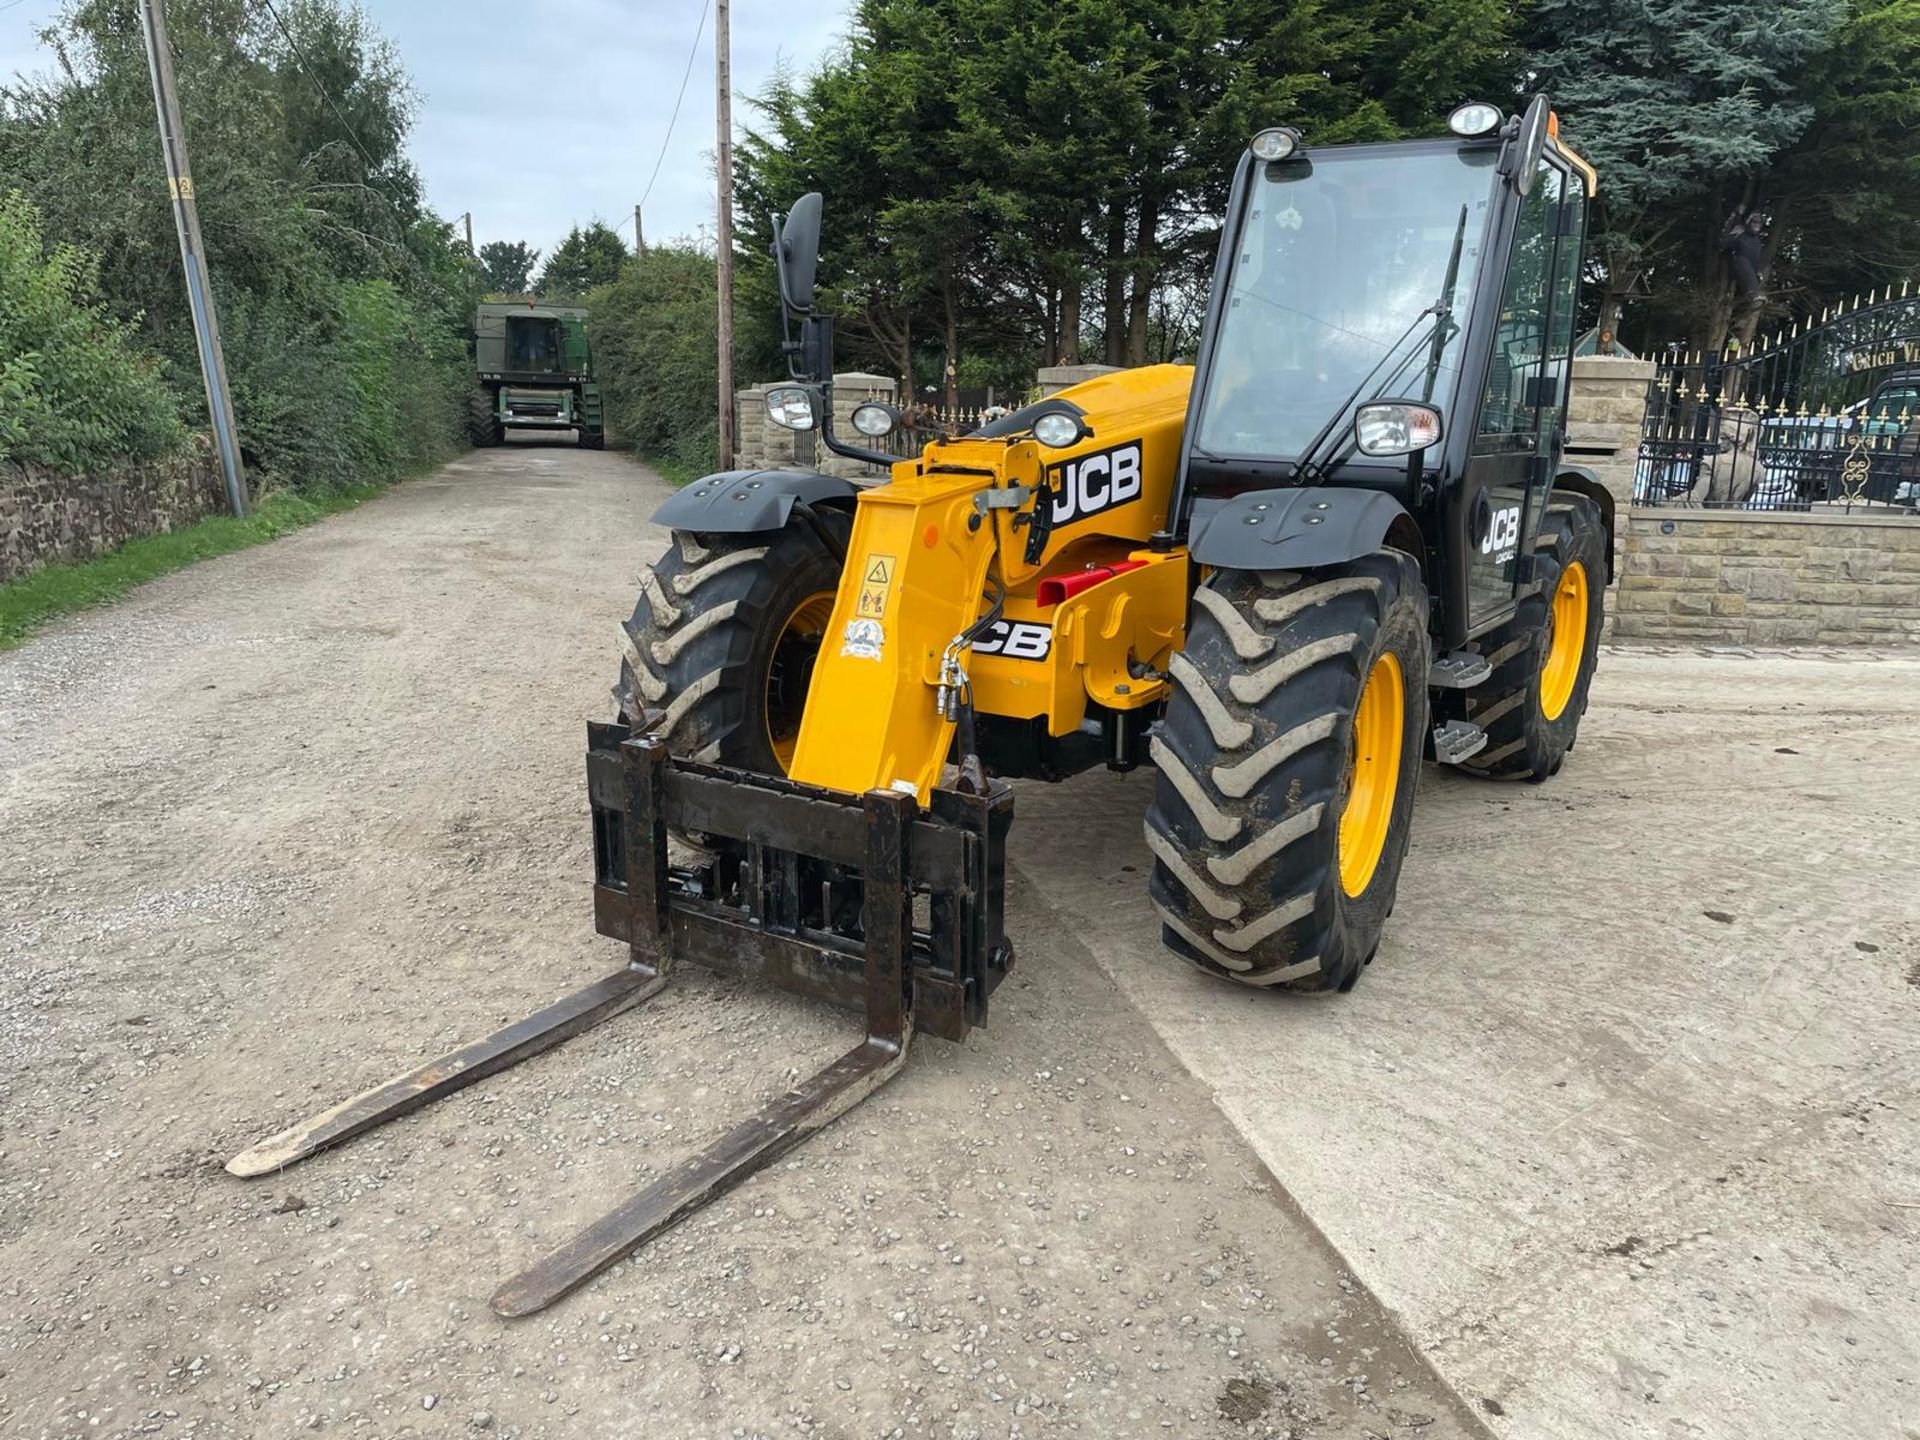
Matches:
[[651, 469, 860, 534], [1186, 487, 1421, 572]]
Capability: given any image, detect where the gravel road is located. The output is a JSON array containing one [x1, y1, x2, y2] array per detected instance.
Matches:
[[0, 444, 1485, 1440]]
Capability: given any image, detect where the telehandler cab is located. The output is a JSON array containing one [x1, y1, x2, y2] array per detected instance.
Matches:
[[229, 97, 1610, 1315]]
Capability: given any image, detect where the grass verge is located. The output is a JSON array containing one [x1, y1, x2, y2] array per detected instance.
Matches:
[[0, 483, 384, 650], [642, 451, 707, 488]]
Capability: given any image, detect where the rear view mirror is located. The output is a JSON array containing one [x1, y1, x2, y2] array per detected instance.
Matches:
[[1355, 400, 1442, 456], [774, 192, 822, 315], [1504, 95, 1551, 195], [765, 386, 816, 431]]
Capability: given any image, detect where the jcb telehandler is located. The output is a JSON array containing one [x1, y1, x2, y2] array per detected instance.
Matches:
[[230, 97, 1610, 1316]]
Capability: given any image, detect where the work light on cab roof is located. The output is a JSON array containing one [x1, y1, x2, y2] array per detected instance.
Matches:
[[1447, 101, 1504, 137], [1249, 127, 1299, 161]]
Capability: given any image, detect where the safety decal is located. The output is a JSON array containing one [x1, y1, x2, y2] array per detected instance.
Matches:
[[858, 553, 897, 619], [841, 617, 885, 661]]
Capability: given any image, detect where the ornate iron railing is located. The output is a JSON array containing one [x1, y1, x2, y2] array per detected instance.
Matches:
[[1635, 289, 1920, 513]]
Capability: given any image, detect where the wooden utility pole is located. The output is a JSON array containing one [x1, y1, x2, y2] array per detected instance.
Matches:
[[714, 0, 735, 469], [137, 0, 247, 517], [461, 211, 474, 254], [634, 203, 646, 256]]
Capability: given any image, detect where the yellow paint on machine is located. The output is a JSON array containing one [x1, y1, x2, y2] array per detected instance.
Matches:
[[969, 551, 1187, 732], [786, 363, 1194, 801]]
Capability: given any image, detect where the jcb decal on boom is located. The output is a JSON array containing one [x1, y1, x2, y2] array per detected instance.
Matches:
[[973, 620, 1052, 661], [1046, 442, 1144, 527]]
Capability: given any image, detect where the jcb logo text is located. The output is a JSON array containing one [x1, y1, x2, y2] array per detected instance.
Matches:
[[1047, 442, 1143, 527], [1481, 505, 1521, 558], [973, 620, 1052, 661]]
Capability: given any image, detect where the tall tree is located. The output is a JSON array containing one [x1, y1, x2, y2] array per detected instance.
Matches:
[[478, 239, 540, 295], [0, 0, 474, 488], [537, 222, 629, 301], [1525, 0, 1846, 353], [738, 0, 1520, 388], [1757, 0, 1920, 325]]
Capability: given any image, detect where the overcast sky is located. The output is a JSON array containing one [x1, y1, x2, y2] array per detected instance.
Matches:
[[0, 0, 851, 258]]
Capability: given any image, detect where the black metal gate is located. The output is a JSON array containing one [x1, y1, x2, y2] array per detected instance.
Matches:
[[1636, 289, 1920, 513]]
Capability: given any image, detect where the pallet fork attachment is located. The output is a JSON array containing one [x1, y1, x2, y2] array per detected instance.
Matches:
[[227, 725, 1013, 1317]]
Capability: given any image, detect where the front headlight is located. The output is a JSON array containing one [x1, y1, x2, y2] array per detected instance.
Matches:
[[1354, 401, 1443, 457], [1032, 411, 1085, 449], [849, 402, 899, 438], [766, 386, 816, 431]]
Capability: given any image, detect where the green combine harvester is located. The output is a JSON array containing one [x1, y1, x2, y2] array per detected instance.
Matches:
[[470, 300, 604, 449]]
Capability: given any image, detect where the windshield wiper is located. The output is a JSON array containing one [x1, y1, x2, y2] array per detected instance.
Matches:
[[1295, 203, 1469, 482], [1420, 205, 1469, 403], [1292, 308, 1440, 482]]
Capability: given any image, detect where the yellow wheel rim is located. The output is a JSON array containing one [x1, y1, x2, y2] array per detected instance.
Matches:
[[1539, 561, 1589, 722], [1338, 652, 1404, 899], [765, 591, 836, 772]]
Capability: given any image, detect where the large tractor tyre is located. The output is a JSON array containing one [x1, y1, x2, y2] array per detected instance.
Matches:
[[579, 428, 606, 451], [468, 388, 503, 447], [1455, 493, 1607, 783], [1145, 549, 1432, 993], [613, 516, 849, 774]]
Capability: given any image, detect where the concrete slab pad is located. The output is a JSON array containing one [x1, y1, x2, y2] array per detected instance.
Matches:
[[1013, 646, 1920, 1440]]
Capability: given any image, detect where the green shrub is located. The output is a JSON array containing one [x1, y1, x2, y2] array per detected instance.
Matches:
[[215, 273, 467, 492], [588, 245, 721, 479], [0, 191, 185, 474]]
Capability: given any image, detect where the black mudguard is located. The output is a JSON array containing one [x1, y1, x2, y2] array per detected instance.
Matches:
[[1187, 487, 1419, 572], [652, 469, 860, 533], [1551, 464, 1617, 581]]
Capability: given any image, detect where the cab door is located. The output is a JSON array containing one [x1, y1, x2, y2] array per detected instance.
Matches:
[[1459, 160, 1576, 633]]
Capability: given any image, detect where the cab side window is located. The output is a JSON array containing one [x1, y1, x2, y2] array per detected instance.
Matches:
[[1475, 164, 1563, 450]]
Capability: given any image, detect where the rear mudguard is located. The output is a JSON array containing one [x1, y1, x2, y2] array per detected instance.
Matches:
[[652, 469, 860, 533], [1186, 487, 1421, 572]]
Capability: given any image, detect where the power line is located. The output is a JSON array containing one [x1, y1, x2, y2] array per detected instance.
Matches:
[[639, 0, 710, 212], [255, 0, 386, 176], [249, 0, 468, 304], [0, 0, 41, 16]]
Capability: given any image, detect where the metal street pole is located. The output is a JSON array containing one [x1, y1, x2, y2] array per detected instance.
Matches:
[[138, 0, 247, 518], [714, 0, 735, 470]]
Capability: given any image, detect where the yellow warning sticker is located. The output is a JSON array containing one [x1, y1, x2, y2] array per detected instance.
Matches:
[[857, 554, 896, 618]]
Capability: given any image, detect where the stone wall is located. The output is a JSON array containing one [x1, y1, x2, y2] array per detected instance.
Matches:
[[1, 451, 226, 584], [1565, 355, 1656, 552], [1562, 353, 1920, 647], [723, 357, 1920, 647], [1037, 363, 1121, 395], [1613, 509, 1920, 645]]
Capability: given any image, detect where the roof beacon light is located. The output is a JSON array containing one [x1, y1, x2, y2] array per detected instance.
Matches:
[[1250, 127, 1299, 162], [1448, 102, 1503, 138]]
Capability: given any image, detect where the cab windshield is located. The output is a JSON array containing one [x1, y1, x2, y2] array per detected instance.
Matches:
[[1195, 145, 1497, 463]]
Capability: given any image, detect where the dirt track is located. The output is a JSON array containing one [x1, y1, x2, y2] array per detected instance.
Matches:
[[0, 445, 1485, 1440]]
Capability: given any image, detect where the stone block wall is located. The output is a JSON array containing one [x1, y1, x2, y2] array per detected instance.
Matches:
[[1613, 510, 1920, 645], [1, 452, 225, 584], [1566, 355, 1656, 552], [1037, 363, 1121, 396]]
